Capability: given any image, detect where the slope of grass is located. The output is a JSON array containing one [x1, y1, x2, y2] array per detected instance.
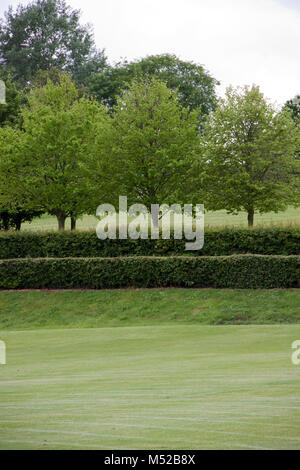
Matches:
[[0, 325, 299, 449], [0, 289, 300, 330], [22, 207, 300, 231]]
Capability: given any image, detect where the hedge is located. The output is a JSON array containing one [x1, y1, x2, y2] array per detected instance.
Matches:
[[0, 255, 299, 289], [0, 227, 300, 259]]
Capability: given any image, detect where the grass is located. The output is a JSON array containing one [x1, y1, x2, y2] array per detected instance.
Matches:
[[0, 289, 300, 330], [0, 324, 300, 449], [22, 206, 300, 231], [1, 290, 299, 449]]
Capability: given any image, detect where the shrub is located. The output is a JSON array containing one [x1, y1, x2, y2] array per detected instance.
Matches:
[[0, 255, 299, 289], [0, 227, 299, 259]]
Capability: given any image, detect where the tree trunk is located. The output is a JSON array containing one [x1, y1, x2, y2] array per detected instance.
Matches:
[[71, 216, 76, 231], [57, 213, 66, 230], [2, 213, 10, 231], [15, 215, 22, 231], [247, 208, 254, 227]]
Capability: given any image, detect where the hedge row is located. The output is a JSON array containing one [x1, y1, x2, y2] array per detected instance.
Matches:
[[0, 227, 300, 258], [0, 255, 299, 289]]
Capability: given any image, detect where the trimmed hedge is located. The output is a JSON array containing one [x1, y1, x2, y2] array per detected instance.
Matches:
[[0, 255, 299, 289], [0, 227, 300, 258]]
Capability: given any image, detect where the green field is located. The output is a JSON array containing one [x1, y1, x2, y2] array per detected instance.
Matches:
[[22, 207, 300, 231], [0, 289, 300, 450], [0, 324, 300, 450], [0, 289, 300, 330]]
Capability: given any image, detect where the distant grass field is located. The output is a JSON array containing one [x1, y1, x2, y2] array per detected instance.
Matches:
[[21, 207, 300, 231], [0, 324, 299, 450]]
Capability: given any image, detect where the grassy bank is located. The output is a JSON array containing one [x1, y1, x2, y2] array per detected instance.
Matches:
[[0, 289, 300, 330]]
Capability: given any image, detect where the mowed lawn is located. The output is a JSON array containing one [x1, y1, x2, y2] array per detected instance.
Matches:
[[0, 324, 300, 450]]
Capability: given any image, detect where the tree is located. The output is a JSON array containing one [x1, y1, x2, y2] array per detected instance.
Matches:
[[284, 95, 300, 120], [0, 208, 42, 231], [88, 54, 219, 115], [0, 72, 44, 230], [0, 70, 23, 127], [197, 86, 300, 226], [0, 0, 107, 86], [0, 125, 43, 230], [0, 76, 110, 230], [283, 95, 300, 178], [98, 78, 200, 217], [87, 61, 132, 109]]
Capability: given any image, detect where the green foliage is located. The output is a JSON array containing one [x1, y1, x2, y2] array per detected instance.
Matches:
[[0, 125, 26, 210], [0, 71, 23, 126], [0, 226, 299, 259], [88, 53, 219, 115], [283, 95, 300, 167], [0, 209, 43, 231], [99, 78, 200, 210], [284, 95, 300, 121], [0, 76, 110, 229], [0, 255, 298, 289], [198, 85, 300, 226], [0, 73, 43, 229], [0, 0, 107, 85]]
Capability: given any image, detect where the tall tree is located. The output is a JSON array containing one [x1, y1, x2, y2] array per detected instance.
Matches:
[[0, 76, 110, 230], [284, 95, 300, 120], [197, 85, 300, 226], [0, 70, 23, 127], [97, 78, 200, 215], [0, 71, 43, 230], [284, 95, 300, 178], [0, 0, 107, 86], [88, 54, 219, 116]]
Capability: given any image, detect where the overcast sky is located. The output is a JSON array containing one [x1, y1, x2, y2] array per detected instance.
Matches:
[[0, 0, 299, 105]]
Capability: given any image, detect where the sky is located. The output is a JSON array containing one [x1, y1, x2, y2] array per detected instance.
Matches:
[[0, 0, 300, 105]]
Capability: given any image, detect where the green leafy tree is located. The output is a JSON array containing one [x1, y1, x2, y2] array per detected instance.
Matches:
[[99, 78, 200, 216], [0, 76, 109, 230], [88, 54, 219, 115], [0, 72, 43, 230], [197, 85, 300, 226], [0, 125, 43, 230], [0, 71, 23, 126], [30, 67, 70, 88], [284, 95, 300, 120], [283, 95, 300, 182], [0, 0, 107, 86]]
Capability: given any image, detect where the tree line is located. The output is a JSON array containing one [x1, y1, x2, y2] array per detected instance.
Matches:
[[0, 0, 299, 230]]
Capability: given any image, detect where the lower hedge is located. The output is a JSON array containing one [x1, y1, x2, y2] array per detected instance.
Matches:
[[0, 255, 299, 289]]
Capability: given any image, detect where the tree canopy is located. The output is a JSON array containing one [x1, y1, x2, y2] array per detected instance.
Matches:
[[284, 95, 300, 121], [88, 54, 219, 116], [0, 76, 110, 230], [97, 78, 200, 214], [0, 0, 107, 86], [0, 69, 44, 229], [197, 85, 300, 226], [0, 70, 23, 127]]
